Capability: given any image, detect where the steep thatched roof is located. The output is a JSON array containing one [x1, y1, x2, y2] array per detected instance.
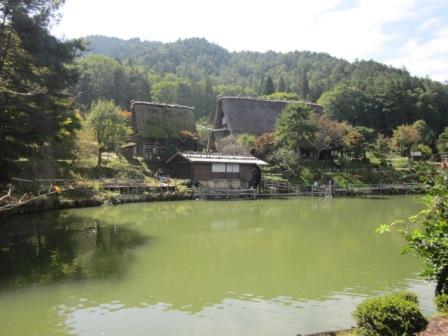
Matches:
[[131, 101, 196, 139], [214, 96, 323, 136]]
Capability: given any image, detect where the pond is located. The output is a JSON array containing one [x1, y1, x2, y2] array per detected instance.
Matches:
[[0, 196, 435, 335]]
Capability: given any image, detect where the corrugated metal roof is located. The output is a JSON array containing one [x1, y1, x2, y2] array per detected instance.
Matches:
[[167, 152, 269, 165]]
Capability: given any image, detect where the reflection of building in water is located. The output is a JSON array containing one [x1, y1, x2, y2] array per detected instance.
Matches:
[[211, 220, 239, 231]]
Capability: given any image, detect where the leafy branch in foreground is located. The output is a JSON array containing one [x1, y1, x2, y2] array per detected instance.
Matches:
[[378, 167, 448, 295]]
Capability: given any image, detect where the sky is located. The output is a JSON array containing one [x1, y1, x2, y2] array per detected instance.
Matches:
[[51, 0, 448, 82]]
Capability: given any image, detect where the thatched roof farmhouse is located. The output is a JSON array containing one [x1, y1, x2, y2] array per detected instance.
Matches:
[[130, 101, 196, 160], [208, 96, 323, 151]]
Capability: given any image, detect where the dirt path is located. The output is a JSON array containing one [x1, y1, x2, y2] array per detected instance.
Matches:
[[419, 316, 448, 336]]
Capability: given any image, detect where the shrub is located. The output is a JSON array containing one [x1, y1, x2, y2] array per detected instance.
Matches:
[[435, 293, 448, 313], [353, 291, 427, 336], [414, 144, 432, 160]]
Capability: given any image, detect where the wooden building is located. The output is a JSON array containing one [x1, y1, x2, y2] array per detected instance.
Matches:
[[166, 152, 268, 188], [208, 96, 324, 151], [130, 101, 197, 160]]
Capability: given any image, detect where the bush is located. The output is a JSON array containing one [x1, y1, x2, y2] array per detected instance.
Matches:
[[353, 291, 427, 336], [435, 293, 448, 313]]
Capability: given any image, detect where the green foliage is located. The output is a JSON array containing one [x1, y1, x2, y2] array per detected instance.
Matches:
[[87, 100, 131, 166], [214, 84, 255, 97], [373, 134, 391, 158], [434, 293, 448, 313], [150, 73, 215, 120], [196, 118, 213, 146], [318, 85, 378, 129], [157, 143, 177, 161], [413, 120, 437, 148], [0, 0, 83, 179], [353, 291, 427, 336], [414, 144, 432, 160], [75, 55, 151, 111], [268, 148, 302, 182], [277, 76, 286, 92], [259, 92, 300, 101], [310, 113, 346, 156], [82, 36, 448, 135], [391, 124, 422, 156], [387, 169, 448, 295], [142, 111, 194, 139], [215, 136, 250, 155], [237, 133, 256, 148], [260, 75, 275, 95], [437, 127, 448, 154], [343, 127, 367, 160], [274, 102, 318, 152]]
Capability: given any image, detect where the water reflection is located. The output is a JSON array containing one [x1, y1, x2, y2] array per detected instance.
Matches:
[[0, 211, 148, 291]]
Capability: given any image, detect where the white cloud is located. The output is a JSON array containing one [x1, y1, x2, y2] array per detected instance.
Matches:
[[417, 17, 439, 32], [387, 27, 448, 81], [297, 0, 417, 60]]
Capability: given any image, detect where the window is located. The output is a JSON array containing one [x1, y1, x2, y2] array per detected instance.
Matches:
[[211, 163, 240, 173], [221, 115, 227, 126], [226, 164, 239, 173], [212, 163, 226, 172]]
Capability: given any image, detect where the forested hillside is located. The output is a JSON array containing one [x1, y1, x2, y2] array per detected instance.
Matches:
[[80, 35, 448, 134]]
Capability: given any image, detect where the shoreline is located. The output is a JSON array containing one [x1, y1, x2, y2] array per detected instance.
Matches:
[[0, 191, 194, 218], [0, 187, 425, 218]]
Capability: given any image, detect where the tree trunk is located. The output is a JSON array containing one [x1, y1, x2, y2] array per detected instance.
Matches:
[[97, 150, 102, 167]]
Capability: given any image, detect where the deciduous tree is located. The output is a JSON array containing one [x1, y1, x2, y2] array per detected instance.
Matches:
[[391, 124, 422, 156], [86, 100, 130, 166]]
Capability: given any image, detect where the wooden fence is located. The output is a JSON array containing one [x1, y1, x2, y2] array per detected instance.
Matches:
[[10, 177, 178, 194], [196, 182, 426, 200]]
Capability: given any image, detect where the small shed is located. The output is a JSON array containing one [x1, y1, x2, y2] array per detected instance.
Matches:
[[166, 152, 268, 188], [410, 151, 422, 161]]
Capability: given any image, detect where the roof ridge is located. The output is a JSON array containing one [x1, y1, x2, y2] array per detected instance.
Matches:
[[131, 100, 195, 110], [217, 96, 322, 106]]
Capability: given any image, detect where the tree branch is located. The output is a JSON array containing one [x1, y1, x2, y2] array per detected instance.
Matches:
[[0, 184, 74, 213]]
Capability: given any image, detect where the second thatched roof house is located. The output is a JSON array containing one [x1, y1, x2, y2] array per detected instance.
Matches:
[[130, 101, 197, 160], [208, 96, 324, 151]]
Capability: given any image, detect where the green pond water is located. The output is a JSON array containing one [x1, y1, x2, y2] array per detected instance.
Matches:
[[0, 196, 435, 335]]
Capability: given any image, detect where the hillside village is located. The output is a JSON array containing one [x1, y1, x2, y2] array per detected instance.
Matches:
[[2, 2, 448, 336]]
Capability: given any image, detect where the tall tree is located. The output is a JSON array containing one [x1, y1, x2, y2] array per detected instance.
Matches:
[[257, 75, 275, 96], [74, 55, 151, 111], [263, 75, 275, 95], [277, 76, 286, 92], [0, 0, 83, 179]]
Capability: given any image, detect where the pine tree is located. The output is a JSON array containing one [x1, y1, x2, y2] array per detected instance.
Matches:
[[263, 76, 275, 95], [277, 77, 286, 92], [0, 0, 83, 179]]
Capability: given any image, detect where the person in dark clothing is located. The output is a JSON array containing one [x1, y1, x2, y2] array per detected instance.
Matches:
[[250, 166, 263, 192]]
